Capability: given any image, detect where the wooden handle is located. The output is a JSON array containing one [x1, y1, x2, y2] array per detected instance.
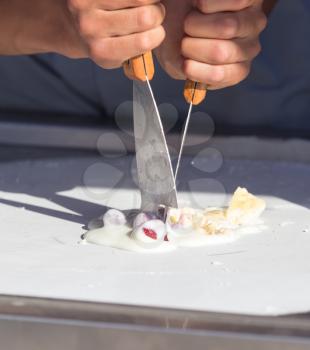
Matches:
[[123, 51, 155, 82], [184, 80, 207, 105]]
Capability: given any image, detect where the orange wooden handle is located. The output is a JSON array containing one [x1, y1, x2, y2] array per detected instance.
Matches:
[[123, 51, 155, 82], [184, 80, 207, 105]]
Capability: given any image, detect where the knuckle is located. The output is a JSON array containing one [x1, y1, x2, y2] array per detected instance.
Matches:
[[183, 60, 202, 82], [78, 15, 95, 37], [156, 3, 166, 24], [183, 14, 194, 35], [135, 32, 153, 52], [136, 6, 157, 29], [133, 0, 162, 8], [89, 40, 111, 65], [133, 0, 152, 6], [211, 41, 231, 64], [220, 15, 239, 38], [234, 64, 251, 84], [238, 0, 251, 9], [183, 60, 194, 78], [245, 39, 262, 60], [252, 40, 262, 57], [181, 37, 190, 56], [240, 65, 251, 81], [257, 13, 267, 32], [210, 66, 225, 84]]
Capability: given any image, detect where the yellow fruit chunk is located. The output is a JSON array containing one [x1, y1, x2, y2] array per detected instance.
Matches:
[[166, 187, 266, 237], [201, 210, 230, 235], [226, 187, 266, 225]]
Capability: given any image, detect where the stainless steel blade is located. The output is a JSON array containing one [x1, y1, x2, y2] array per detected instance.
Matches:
[[133, 78, 178, 212], [174, 102, 193, 181]]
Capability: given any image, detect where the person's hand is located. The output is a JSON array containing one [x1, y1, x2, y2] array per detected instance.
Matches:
[[0, 0, 85, 57], [67, 0, 166, 69], [156, 0, 267, 89]]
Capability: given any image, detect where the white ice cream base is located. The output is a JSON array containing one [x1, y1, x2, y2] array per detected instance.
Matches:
[[85, 189, 266, 254]]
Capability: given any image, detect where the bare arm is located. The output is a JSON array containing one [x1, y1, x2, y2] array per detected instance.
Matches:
[[0, 0, 85, 57], [0, 0, 166, 71]]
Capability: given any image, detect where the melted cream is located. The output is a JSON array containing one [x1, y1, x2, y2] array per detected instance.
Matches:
[[84, 224, 241, 253], [84, 187, 266, 253], [85, 225, 175, 253]]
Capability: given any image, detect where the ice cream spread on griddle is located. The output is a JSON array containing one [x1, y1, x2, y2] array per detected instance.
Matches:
[[84, 187, 266, 253]]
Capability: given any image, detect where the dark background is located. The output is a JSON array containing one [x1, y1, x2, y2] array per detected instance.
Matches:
[[0, 0, 309, 139]]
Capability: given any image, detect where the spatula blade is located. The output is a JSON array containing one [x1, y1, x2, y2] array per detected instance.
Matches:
[[133, 79, 178, 212]]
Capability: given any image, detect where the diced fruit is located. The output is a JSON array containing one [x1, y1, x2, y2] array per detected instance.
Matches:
[[143, 228, 157, 240], [166, 207, 233, 236], [166, 208, 196, 228], [165, 188, 266, 237], [166, 208, 181, 225], [178, 212, 194, 227], [166, 208, 195, 240], [202, 210, 230, 235], [132, 220, 166, 243], [103, 209, 127, 227], [226, 187, 266, 225]]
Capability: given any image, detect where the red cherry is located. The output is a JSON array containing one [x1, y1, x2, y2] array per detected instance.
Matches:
[[143, 228, 157, 240]]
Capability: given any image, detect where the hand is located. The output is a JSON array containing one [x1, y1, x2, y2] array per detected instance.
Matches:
[[0, 0, 85, 57], [157, 0, 267, 90], [68, 0, 166, 69]]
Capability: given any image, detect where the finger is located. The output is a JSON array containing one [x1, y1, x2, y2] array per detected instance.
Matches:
[[183, 59, 251, 89], [184, 9, 267, 39], [89, 26, 165, 68], [194, 0, 263, 14], [78, 4, 165, 38], [182, 37, 261, 65], [100, 0, 161, 10], [69, 0, 161, 12]]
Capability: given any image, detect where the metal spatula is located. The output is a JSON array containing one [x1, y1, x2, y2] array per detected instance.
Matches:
[[123, 53, 207, 211], [124, 53, 178, 212]]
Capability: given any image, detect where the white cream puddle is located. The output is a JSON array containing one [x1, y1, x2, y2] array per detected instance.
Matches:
[[85, 225, 176, 253], [84, 188, 267, 253]]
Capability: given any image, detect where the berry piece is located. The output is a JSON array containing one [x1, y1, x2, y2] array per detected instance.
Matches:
[[132, 220, 166, 244], [103, 209, 127, 227], [143, 228, 157, 240]]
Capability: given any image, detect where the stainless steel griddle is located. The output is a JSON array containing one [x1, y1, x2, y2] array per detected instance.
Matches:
[[1, 294, 310, 350], [1, 118, 310, 349]]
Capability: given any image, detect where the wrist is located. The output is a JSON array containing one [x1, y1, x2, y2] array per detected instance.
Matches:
[[14, 0, 87, 57], [47, 0, 88, 58]]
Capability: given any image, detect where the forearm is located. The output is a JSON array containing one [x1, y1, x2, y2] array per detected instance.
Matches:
[[0, 0, 85, 57], [263, 0, 279, 15]]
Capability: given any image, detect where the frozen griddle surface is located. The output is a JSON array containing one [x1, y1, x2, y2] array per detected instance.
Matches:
[[0, 146, 310, 316]]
